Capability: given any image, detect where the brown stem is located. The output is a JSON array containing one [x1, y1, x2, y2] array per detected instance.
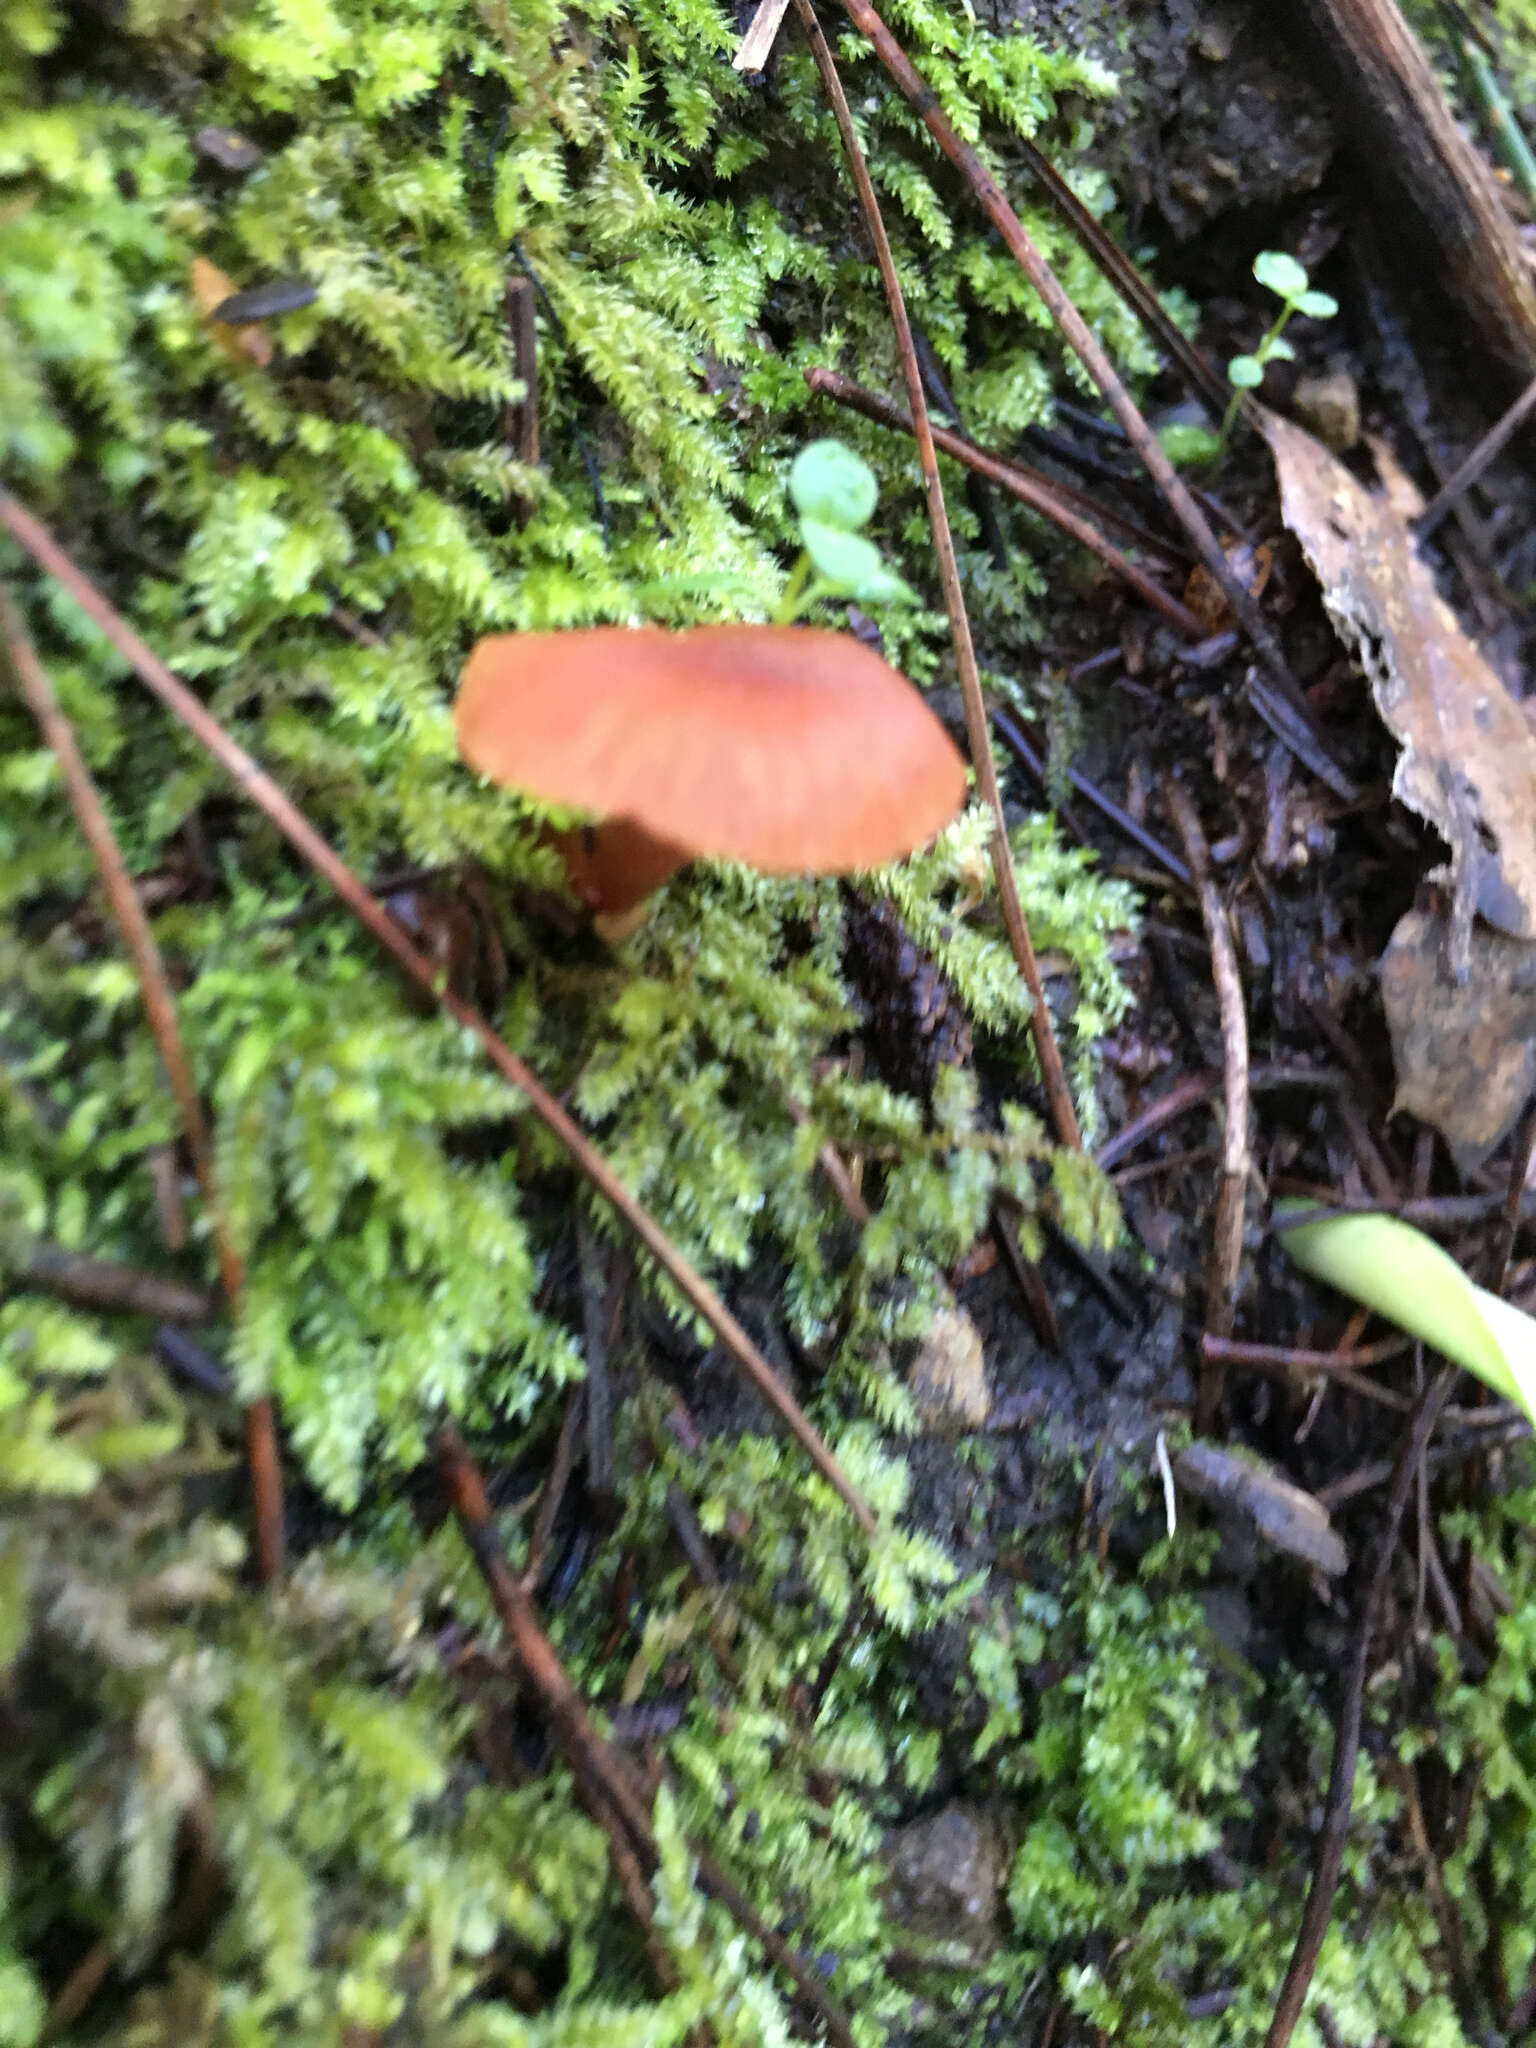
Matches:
[[794, 0, 1081, 1150], [0, 489, 874, 1535], [435, 1425, 859, 2048], [0, 589, 285, 1584], [805, 366, 1202, 617], [1013, 135, 1231, 418], [4, 1240, 215, 1325], [830, 0, 1311, 721], [1263, 1368, 1458, 2048]]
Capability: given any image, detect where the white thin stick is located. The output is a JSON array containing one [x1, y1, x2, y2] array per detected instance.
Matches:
[[1155, 1429, 1177, 1541], [733, 0, 792, 70]]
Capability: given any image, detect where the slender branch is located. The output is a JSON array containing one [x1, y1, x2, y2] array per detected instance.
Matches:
[[5, 1240, 215, 1325], [830, 0, 1315, 726], [1263, 1367, 1458, 2048], [435, 1424, 859, 2048], [1013, 135, 1232, 417], [0, 489, 874, 1535], [0, 589, 285, 1584], [1414, 369, 1536, 540], [793, 0, 1081, 1149], [804, 366, 1201, 616]]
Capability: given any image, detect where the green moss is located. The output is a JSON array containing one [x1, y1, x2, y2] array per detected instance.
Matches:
[[2, 0, 1501, 2041], [0, 0, 1142, 1502]]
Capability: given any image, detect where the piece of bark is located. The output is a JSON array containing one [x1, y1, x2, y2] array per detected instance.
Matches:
[[1289, 0, 1536, 377]]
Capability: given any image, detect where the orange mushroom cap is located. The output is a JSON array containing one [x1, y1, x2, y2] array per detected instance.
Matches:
[[456, 625, 968, 903]]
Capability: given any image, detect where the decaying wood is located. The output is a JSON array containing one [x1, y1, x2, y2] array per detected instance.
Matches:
[[1292, 0, 1536, 376]]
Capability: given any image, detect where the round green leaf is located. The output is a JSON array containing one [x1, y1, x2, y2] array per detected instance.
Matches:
[[1157, 423, 1223, 466], [1227, 355, 1264, 390], [1252, 249, 1309, 301], [1296, 289, 1338, 320], [800, 518, 915, 604], [1266, 336, 1296, 363], [789, 440, 878, 531]]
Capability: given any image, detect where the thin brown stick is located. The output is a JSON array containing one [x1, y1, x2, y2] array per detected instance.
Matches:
[[435, 1424, 858, 2048], [805, 365, 1201, 612], [1095, 1064, 1341, 1172], [1013, 136, 1231, 418], [437, 1424, 657, 1844], [1168, 786, 1249, 1433], [1263, 1367, 1457, 2048], [504, 275, 540, 469], [5, 1240, 215, 1325], [1199, 1333, 1412, 1411], [1486, 1094, 1536, 1297], [0, 590, 286, 1584], [0, 489, 874, 1535], [521, 1383, 585, 1591], [793, 0, 1081, 1150], [1414, 370, 1536, 540], [434, 1425, 672, 1981], [830, 0, 1311, 725], [786, 1096, 872, 1225]]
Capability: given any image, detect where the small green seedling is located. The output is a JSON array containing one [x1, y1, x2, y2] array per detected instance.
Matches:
[[1221, 250, 1338, 445], [777, 439, 916, 620], [1278, 1202, 1536, 1428]]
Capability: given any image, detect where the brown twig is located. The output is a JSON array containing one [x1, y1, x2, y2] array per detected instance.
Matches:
[[1095, 1065, 1342, 1172], [992, 706, 1192, 887], [1271, 1188, 1536, 1233], [793, 0, 1081, 1150], [576, 1214, 618, 1515], [1263, 1367, 1457, 2048], [5, 1240, 215, 1325], [785, 1096, 872, 1225], [1013, 136, 1231, 418], [1168, 786, 1249, 1432], [829, 0, 1313, 725], [435, 1424, 858, 2048], [504, 275, 540, 468], [805, 365, 1203, 628], [0, 589, 286, 1584], [1414, 369, 1536, 540], [0, 489, 875, 1535], [992, 1201, 1061, 1352], [521, 1383, 585, 1591], [1485, 1095, 1536, 1297], [1199, 1332, 1412, 1410], [504, 274, 540, 531], [434, 1426, 674, 1980]]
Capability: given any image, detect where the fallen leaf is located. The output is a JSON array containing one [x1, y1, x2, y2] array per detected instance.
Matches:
[[1262, 408, 1536, 964], [189, 257, 272, 369], [1380, 904, 1536, 1169], [1182, 536, 1272, 636], [907, 1305, 990, 1432]]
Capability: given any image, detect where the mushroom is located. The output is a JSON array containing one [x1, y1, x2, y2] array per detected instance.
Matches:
[[455, 624, 968, 919]]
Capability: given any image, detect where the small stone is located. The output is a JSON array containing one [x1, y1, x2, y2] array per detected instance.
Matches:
[[1292, 369, 1360, 452], [907, 1306, 989, 1432], [882, 1803, 1006, 1962]]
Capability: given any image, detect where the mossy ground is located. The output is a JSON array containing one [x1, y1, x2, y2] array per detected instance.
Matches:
[[1, 1, 1533, 2043]]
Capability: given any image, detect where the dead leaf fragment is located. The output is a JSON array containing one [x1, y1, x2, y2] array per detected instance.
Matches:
[[907, 1305, 990, 1432], [1182, 536, 1272, 636], [1380, 904, 1536, 1170], [1262, 408, 1536, 960], [189, 257, 273, 369]]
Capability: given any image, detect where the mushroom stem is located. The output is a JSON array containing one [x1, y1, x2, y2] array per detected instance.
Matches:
[[556, 817, 693, 917]]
